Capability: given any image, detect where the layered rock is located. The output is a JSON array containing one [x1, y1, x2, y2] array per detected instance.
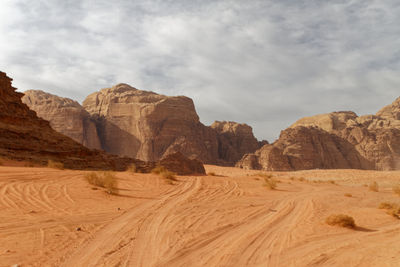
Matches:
[[0, 71, 151, 171], [211, 121, 264, 164], [22, 90, 101, 149], [82, 84, 226, 164], [238, 102, 400, 171], [159, 151, 206, 175]]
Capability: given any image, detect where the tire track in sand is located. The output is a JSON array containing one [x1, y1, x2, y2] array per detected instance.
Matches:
[[61, 177, 201, 267]]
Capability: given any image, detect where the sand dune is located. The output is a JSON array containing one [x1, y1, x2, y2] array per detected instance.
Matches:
[[1, 165, 400, 266]]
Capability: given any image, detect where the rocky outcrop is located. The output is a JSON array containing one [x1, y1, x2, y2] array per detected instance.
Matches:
[[211, 121, 264, 164], [159, 151, 206, 175], [238, 103, 400, 171], [22, 90, 101, 149], [82, 84, 260, 165], [21, 84, 263, 166], [0, 71, 151, 171]]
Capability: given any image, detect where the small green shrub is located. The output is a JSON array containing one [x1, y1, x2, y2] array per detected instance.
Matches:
[[325, 214, 356, 228], [47, 160, 64, 170]]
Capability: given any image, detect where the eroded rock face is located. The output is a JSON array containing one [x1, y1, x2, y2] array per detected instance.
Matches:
[[159, 151, 206, 175], [238, 104, 400, 171], [22, 90, 101, 150], [0, 71, 150, 171], [211, 121, 263, 164], [83, 84, 218, 163]]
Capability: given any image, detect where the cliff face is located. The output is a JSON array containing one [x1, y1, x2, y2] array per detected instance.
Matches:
[[82, 83, 221, 163], [211, 121, 263, 164], [22, 90, 101, 149], [237, 106, 400, 171], [0, 72, 151, 171]]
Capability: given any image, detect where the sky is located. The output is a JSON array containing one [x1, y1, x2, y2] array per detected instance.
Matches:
[[1, 0, 399, 142]]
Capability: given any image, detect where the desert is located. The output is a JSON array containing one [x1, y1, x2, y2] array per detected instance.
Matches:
[[1, 163, 400, 266], [2, 1, 400, 266]]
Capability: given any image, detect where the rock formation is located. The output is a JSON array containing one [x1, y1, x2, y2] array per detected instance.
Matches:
[[159, 151, 206, 175], [22, 90, 101, 149], [21, 85, 263, 166], [238, 104, 400, 171], [211, 121, 264, 164], [82, 83, 220, 163], [0, 71, 151, 171]]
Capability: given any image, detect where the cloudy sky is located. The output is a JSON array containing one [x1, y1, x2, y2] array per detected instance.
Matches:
[[1, 0, 399, 141]]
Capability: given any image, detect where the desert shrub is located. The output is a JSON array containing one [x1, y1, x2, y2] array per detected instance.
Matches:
[[379, 202, 400, 219], [329, 180, 336, 185], [208, 172, 216, 176], [379, 202, 397, 210], [160, 170, 177, 182], [264, 177, 277, 190], [85, 171, 118, 195], [325, 214, 356, 228], [126, 163, 137, 173], [369, 181, 379, 192], [151, 165, 167, 174], [392, 184, 400, 196], [344, 193, 352, 197], [256, 173, 273, 179], [298, 177, 305, 182], [47, 160, 64, 170]]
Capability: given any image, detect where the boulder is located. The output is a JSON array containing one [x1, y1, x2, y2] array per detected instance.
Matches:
[[158, 151, 206, 175]]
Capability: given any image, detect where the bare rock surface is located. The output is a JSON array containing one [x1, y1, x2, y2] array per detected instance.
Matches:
[[0, 72, 150, 171], [159, 151, 206, 175], [82, 84, 258, 165], [22, 90, 101, 149], [211, 121, 263, 164], [238, 103, 400, 171]]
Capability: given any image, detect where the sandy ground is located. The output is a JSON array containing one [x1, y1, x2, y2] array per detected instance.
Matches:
[[0, 163, 400, 267]]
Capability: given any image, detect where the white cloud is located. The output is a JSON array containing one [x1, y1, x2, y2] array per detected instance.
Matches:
[[0, 0, 399, 141]]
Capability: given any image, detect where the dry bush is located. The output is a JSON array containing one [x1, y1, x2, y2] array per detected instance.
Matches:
[[264, 177, 277, 190], [85, 171, 118, 195], [47, 160, 64, 170], [290, 177, 295, 181], [298, 177, 306, 182], [329, 180, 336, 185], [392, 184, 400, 196], [379, 202, 397, 210], [208, 172, 216, 176], [325, 214, 356, 228], [126, 163, 137, 173], [379, 202, 400, 219], [344, 193, 352, 197], [369, 181, 379, 192], [151, 165, 167, 174], [160, 170, 177, 182]]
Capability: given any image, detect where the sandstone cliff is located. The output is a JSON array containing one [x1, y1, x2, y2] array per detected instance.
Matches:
[[22, 90, 101, 149], [237, 100, 400, 171], [211, 121, 263, 164], [82, 83, 220, 163], [0, 72, 151, 171]]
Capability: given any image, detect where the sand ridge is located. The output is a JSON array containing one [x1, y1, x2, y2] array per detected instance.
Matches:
[[0, 165, 400, 266]]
